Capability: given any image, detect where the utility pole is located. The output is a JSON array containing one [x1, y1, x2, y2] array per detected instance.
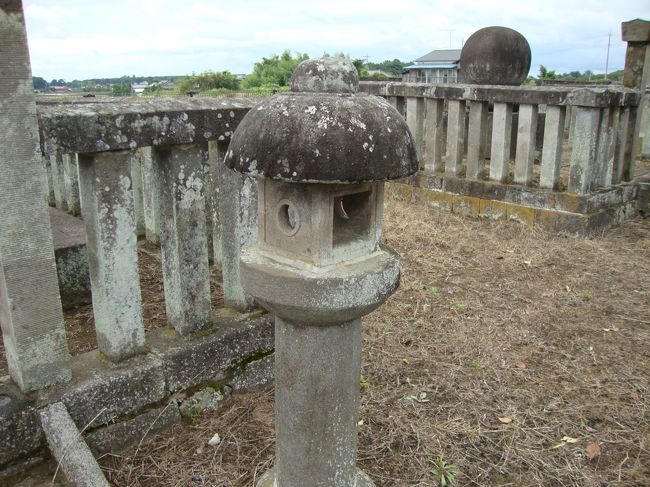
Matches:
[[604, 31, 611, 80]]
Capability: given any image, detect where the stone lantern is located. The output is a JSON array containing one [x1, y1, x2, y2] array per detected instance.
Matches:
[[225, 57, 418, 487]]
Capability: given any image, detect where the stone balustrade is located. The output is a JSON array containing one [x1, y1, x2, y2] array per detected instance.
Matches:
[[359, 82, 641, 195], [36, 98, 257, 363]]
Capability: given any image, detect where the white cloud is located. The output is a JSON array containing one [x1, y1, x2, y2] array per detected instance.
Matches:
[[23, 0, 649, 80]]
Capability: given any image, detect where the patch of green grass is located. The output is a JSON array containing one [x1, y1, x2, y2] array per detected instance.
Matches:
[[454, 302, 467, 311], [430, 455, 458, 486], [429, 286, 439, 295], [360, 374, 372, 391]]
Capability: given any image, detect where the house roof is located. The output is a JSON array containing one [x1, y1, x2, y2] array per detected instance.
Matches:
[[414, 49, 461, 63], [403, 63, 458, 70]]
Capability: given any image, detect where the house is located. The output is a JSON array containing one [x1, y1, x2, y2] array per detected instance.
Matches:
[[402, 49, 461, 84], [131, 81, 149, 96], [50, 86, 72, 94]]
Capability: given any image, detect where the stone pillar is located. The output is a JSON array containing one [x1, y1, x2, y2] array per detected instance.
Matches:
[[490, 102, 513, 182], [422, 98, 445, 172], [207, 140, 222, 267], [78, 150, 145, 361], [406, 97, 425, 162], [0, 0, 71, 392], [622, 19, 650, 180], [539, 105, 566, 189], [568, 108, 601, 194], [51, 153, 68, 211], [226, 57, 418, 487], [140, 147, 161, 244], [445, 100, 466, 175], [466, 100, 488, 179], [130, 150, 146, 238], [43, 155, 56, 206], [218, 166, 257, 311], [63, 154, 81, 216], [514, 104, 538, 185], [153, 143, 212, 333]]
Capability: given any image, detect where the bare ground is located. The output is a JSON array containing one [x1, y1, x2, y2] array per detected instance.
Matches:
[[3, 198, 650, 486]]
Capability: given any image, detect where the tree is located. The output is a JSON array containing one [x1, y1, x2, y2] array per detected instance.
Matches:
[[367, 59, 407, 76], [538, 65, 557, 80], [32, 76, 48, 90], [178, 71, 240, 92], [242, 50, 309, 89], [111, 83, 131, 96]]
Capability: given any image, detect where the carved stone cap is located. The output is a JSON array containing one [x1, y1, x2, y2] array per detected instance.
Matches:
[[225, 92, 418, 183]]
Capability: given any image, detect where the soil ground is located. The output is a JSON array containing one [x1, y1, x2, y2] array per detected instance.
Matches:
[[3, 198, 650, 486]]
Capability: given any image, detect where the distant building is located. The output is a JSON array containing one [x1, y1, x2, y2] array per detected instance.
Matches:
[[402, 49, 461, 84], [50, 86, 72, 94], [131, 81, 149, 96]]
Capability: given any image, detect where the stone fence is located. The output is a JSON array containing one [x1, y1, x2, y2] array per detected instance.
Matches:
[[358, 81, 646, 233]]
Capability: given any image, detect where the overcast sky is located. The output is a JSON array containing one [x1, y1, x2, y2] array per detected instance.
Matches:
[[23, 0, 649, 81]]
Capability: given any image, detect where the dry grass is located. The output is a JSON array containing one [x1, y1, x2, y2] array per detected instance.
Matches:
[[90, 199, 650, 487], [2, 198, 648, 486]]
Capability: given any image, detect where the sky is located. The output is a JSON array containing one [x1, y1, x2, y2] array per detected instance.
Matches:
[[23, 0, 649, 82]]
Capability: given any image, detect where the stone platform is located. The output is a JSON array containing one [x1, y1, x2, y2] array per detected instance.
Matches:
[[49, 207, 91, 309], [388, 172, 642, 236]]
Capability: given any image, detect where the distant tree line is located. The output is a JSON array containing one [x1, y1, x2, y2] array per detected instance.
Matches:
[[534, 65, 624, 84]]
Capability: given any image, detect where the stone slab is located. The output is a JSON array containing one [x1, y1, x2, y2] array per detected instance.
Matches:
[[147, 314, 274, 393], [84, 402, 181, 454], [36, 352, 166, 430], [0, 382, 43, 468], [230, 354, 274, 392], [49, 208, 91, 309], [38, 98, 255, 156]]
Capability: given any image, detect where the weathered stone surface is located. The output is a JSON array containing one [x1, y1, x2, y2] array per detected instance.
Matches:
[[178, 386, 229, 418], [225, 93, 418, 183], [36, 351, 166, 430], [460, 26, 531, 85], [78, 150, 145, 361], [358, 82, 641, 108], [291, 58, 359, 94], [147, 315, 274, 392], [230, 354, 274, 391], [85, 402, 181, 454], [39, 402, 110, 487], [49, 208, 91, 309], [622, 19, 650, 42], [0, 382, 43, 468], [0, 0, 71, 392], [153, 143, 212, 333], [37, 98, 254, 156]]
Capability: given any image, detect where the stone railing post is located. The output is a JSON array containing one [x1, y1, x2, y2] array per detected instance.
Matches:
[[622, 19, 650, 179], [78, 150, 145, 361], [140, 147, 162, 244], [152, 143, 212, 333], [225, 58, 418, 487], [422, 98, 445, 172], [539, 105, 567, 189], [0, 0, 71, 392]]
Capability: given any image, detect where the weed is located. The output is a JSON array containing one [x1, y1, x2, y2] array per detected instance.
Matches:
[[430, 455, 458, 486]]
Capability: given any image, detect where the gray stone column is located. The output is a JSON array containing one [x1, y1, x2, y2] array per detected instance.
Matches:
[[466, 100, 488, 179], [514, 104, 538, 185], [43, 155, 56, 206], [63, 154, 81, 215], [78, 150, 145, 361], [489, 102, 513, 182], [130, 150, 146, 238], [274, 318, 362, 486], [539, 105, 566, 189], [0, 0, 71, 392], [406, 97, 425, 161], [51, 153, 68, 211], [218, 167, 257, 312], [622, 19, 650, 181], [568, 107, 601, 195], [153, 143, 212, 333], [206, 140, 222, 267], [422, 98, 445, 172], [445, 100, 466, 176], [141, 147, 161, 244]]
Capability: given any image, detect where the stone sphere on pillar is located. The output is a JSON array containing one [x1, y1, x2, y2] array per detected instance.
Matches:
[[460, 26, 532, 85]]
